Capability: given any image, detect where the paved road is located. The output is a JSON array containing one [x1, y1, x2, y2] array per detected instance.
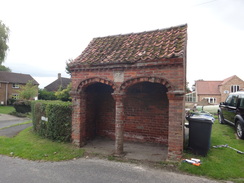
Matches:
[[0, 114, 29, 128], [0, 156, 220, 183], [0, 114, 31, 137], [0, 123, 32, 137]]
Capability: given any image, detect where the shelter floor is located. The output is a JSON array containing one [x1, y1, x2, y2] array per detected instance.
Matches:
[[83, 137, 168, 162]]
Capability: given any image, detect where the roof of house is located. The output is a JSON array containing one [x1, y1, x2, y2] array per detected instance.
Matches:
[[0, 71, 39, 85], [44, 74, 71, 92], [196, 80, 222, 95], [221, 75, 243, 85], [195, 75, 244, 95], [69, 24, 187, 67]]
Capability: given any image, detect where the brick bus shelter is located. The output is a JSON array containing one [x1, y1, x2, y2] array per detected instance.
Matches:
[[68, 24, 187, 160]]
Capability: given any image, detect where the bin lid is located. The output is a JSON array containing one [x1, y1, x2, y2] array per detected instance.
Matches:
[[188, 113, 215, 124]]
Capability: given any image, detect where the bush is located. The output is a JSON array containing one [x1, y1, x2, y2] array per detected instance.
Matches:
[[13, 100, 31, 113], [7, 98, 16, 105], [38, 89, 57, 100], [31, 100, 72, 142]]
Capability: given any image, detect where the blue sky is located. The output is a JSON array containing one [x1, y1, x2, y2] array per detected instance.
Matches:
[[0, 0, 244, 88]]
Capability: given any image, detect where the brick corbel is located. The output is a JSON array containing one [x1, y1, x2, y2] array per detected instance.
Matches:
[[167, 90, 185, 100]]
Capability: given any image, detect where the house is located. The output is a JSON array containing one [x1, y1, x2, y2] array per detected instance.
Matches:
[[68, 24, 187, 161], [0, 71, 39, 105], [193, 75, 244, 104], [44, 73, 71, 92]]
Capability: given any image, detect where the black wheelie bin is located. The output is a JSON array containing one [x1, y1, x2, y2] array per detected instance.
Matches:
[[186, 113, 215, 156]]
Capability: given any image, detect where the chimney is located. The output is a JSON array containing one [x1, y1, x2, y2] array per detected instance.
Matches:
[[58, 73, 61, 79]]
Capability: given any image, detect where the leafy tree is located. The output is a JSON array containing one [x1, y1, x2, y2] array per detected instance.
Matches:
[[186, 82, 191, 93], [0, 20, 10, 64], [65, 59, 73, 75], [38, 89, 57, 100], [0, 65, 11, 71], [18, 80, 38, 100], [55, 83, 72, 101]]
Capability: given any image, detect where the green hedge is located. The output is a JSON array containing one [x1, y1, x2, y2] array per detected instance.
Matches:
[[31, 100, 72, 142], [13, 100, 31, 113]]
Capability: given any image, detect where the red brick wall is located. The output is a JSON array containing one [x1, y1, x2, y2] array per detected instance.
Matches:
[[71, 58, 185, 93], [124, 82, 169, 144], [84, 83, 115, 140], [81, 82, 170, 145], [71, 58, 185, 160]]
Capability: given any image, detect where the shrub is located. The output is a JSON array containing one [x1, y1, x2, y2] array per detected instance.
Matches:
[[55, 83, 71, 102], [38, 89, 57, 100], [7, 98, 16, 105], [13, 100, 31, 113], [18, 80, 38, 100], [31, 100, 72, 142]]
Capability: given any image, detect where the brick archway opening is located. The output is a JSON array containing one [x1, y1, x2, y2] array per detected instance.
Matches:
[[124, 82, 169, 145], [84, 82, 115, 141]]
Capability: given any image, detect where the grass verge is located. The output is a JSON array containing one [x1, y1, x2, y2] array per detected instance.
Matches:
[[0, 106, 15, 114], [0, 127, 85, 161], [180, 117, 244, 182]]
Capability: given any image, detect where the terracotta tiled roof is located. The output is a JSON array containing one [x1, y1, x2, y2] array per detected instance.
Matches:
[[195, 80, 222, 95], [69, 24, 187, 67], [0, 71, 39, 85]]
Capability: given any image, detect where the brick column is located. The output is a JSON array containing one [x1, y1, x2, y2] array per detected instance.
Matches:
[[70, 91, 86, 147], [167, 91, 185, 161], [112, 92, 125, 155]]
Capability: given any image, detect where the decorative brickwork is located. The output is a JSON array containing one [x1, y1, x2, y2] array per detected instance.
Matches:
[[69, 24, 187, 161]]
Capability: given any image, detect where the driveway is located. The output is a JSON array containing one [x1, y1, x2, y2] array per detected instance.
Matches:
[[0, 114, 29, 128], [0, 114, 31, 137], [0, 155, 220, 183]]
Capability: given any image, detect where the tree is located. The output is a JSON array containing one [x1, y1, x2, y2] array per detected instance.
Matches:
[[65, 59, 73, 75], [0, 20, 10, 64], [0, 65, 11, 71], [18, 80, 38, 100], [55, 83, 72, 101], [186, 82, 191, 93], [38, 89, 57, 100]]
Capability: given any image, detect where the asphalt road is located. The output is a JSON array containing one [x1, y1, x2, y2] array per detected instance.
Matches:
[[0, 114, 29, 129], [0, 156, 220, 183], [0, 114, 31, 137]]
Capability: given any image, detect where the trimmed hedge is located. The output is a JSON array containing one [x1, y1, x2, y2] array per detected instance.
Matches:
[[13, 100, 31, 113], [31, 100, 72, 142]]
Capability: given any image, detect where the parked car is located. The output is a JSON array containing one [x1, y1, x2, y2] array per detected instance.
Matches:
[[218, 91, 244, 139]]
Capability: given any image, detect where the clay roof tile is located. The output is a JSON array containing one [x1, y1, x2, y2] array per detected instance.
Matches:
[[70, 24, 187, 67]]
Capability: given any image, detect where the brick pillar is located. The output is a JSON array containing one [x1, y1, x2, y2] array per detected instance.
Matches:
[[167, 91, 185, 161], [70, 91, 86, 147], [112, 92, 125, 155]]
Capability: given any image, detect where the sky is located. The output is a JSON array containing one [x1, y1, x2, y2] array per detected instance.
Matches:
[[0, 0, 244, 89]]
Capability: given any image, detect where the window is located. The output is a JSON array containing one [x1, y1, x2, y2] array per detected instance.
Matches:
[[186, 92, 196, 102], [204, 97, 216, 104], [229, 95, 238, 107], [12, 83, 20, 88], [231, 85, 240, 93], [239, 95, 244, 108], [12, 94, 19, 100]]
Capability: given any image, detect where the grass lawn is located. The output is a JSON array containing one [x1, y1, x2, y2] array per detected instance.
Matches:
[[180, 116, 244, 183], [0, 105, 15, 114], [0, 127, 85, 161]]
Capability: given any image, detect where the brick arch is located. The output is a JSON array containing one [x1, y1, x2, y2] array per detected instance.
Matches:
[[77, 77, 117, 93], [119, 76, 174, 93]]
